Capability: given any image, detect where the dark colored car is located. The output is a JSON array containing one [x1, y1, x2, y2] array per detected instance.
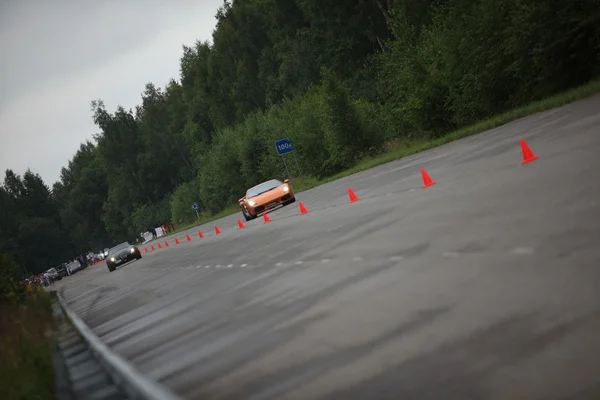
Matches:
[[55, 264, 68, 279], [105, 242, 142, 272]]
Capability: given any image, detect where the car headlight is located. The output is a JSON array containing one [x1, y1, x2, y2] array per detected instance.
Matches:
[[283, 185, 289, 192], [129, 248, 136, 253], [248, 200, 256, 206], [110, 257, 116, 262]]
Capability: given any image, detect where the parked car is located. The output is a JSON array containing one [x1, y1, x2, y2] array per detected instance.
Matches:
[[47, 268, 59, 280], [66, 260, 82, 274], [55, 264, 68, 279]]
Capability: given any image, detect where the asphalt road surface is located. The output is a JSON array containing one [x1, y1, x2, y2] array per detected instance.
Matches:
[[56, 95, 600, 400]]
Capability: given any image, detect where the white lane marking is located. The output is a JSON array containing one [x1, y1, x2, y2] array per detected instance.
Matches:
[[240, 264, 247, 268], [216, 265, 221, 268], [227, 264, 233, 268], [352, 256, 363, 262], [321, 259, 330, 264], [196, 265, 202, 268], [510, 247, 535, 255], [275, 262, 284, 267], [442, 252, 460, 258], [295, 261, 303, 265], [205, 265, 210, 268]]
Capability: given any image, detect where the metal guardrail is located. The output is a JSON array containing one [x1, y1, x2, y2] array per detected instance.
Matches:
[[56, 292, 181, 400]]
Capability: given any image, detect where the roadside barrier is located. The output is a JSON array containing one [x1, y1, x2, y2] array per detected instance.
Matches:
[[54, 292, 181, 400]]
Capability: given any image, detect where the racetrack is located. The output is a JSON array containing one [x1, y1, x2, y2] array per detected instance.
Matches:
[[55, 95, 600, 400]]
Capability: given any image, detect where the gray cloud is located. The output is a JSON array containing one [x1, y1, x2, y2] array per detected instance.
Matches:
[[0, 0, 223, 184]]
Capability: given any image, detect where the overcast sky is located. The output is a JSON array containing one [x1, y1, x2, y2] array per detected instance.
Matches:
[[0, 0, 223, 185]]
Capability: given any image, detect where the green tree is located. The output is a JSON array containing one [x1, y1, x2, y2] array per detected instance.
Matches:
[[0, 170, 73, 274], [53, 142, 111, 252]]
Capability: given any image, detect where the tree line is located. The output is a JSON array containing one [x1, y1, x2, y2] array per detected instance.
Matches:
[[1, 0, 599, 275]]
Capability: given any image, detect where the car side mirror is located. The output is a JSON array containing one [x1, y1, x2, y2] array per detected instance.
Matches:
[[284, 179, 290, 183]]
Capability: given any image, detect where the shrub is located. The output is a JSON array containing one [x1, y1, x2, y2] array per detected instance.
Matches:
[[0, 251, 26, 306], [0, 289, 55, 400], [131, 196, 172, 234], [170, 178, 202, 224]]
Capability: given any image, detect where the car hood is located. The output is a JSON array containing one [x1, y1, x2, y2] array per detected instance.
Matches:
[[109, 249, 131, 258], [248, 187, 287, 204]]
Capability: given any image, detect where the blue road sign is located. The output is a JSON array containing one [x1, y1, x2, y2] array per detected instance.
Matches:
[[275, 138, 294, 156], [192, 202, 200, 211]]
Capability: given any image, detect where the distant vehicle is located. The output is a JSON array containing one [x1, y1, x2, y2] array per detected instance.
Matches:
[[67, 260, 82, 274], [47, 268, 59, 280], [55, 264, 69, 278], [105, 242, 142, 272], [238, 179, 295, 221]]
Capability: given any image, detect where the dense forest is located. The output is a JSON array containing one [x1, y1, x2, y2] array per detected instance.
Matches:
[[2, 0, 599, 275]]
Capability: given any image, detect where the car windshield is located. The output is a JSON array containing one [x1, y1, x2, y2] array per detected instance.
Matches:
[[246, 180, 282, 198], [108, 242, 131, 255]]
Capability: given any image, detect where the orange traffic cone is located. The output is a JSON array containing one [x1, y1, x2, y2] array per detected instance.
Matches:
[[175, 238, 180, 245], [348, 188, 360, 203], [421, 169, 436, 188], [151, 245, 155, 251], [238, 219, 245, 229], [263, 213, 271, 224], [299, 202, 309, 215], [520, 139, 539, 165], [157, 243, 162, 249], [164, 241, 169, 247], [186, 234, 192, 242], [144, 247, 148, 253], [215, 226, 222, 235], [198, 231, 204, 239]]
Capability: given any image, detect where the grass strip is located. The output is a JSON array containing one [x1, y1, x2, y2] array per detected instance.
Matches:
[[0, 288, 56, 400]]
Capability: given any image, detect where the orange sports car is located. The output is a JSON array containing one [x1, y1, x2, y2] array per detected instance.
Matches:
[[239, 179, 295, 221]]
